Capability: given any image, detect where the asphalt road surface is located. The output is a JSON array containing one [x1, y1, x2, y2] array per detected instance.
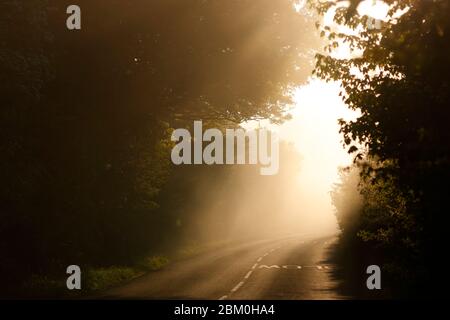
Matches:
[[102, 234, 350, 300]]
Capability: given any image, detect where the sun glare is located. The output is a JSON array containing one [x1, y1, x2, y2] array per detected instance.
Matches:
[[243, 77, 360, 233]]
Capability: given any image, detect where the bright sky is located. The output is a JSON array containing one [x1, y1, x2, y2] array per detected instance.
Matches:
[[256, 79, 359, 232], [282, 79, 358, 187]]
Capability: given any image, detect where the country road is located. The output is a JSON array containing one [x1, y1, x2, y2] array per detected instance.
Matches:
[[101, 234, 351, 300]]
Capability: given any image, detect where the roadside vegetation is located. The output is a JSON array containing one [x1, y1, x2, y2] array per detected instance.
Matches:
[[314, 0, 449, 298]]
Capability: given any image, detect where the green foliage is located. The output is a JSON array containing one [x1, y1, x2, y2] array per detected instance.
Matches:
[[313, 0, 450, 168], [22, 274, 67, 297], [139, 255, 170, 272], [357, 169, 418, 252], [85, 267, 142, 292], [314, 0, 450, 294], [333, 161, 423, 295], [47, 0, 320, 125]]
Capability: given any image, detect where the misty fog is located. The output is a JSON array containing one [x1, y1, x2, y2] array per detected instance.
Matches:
[[163, 79, 360, 246]]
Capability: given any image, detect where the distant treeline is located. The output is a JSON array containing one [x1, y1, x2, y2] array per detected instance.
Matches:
[[317, 0, 450, 298]]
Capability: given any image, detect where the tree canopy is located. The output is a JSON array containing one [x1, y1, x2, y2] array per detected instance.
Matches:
[[0, 0, 319, 295]]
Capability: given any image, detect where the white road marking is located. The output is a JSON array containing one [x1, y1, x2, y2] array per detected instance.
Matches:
[[221, 243, 298, 299], [282, 265, 302, 269], [259, 265, 280, 269], [221, 238, 334, 299], [231, 281, 245, 292]]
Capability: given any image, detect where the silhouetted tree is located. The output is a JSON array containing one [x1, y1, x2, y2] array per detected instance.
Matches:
[[313, 0, 450, 296]]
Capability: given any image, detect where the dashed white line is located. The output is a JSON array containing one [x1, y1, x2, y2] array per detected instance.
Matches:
[[259, 265, 280, 269], [231, 281, 245, 292], [218, 244, 285, 299], [282, 265, 302, 269]]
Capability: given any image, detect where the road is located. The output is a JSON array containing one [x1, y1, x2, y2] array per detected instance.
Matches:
[[102, 234, 350, 300]]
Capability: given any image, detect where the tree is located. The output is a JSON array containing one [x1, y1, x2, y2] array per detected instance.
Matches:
[[312, 0, 450, 295], [1, 0, 321, 294]]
